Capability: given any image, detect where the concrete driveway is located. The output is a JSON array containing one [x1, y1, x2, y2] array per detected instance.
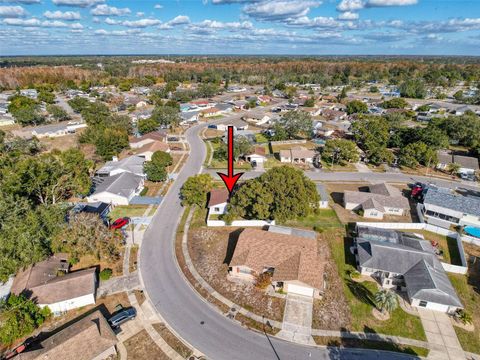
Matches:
[[277, 294, 315, 345]]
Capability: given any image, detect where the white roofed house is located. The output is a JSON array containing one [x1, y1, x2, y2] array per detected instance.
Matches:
[[31, 122, 87, 138], [95, 155, 145, 177], [343, 183, 410, 219], [180, 110, 200, 125], [245, 146, 267, 165], [88, 172, 144, 206]]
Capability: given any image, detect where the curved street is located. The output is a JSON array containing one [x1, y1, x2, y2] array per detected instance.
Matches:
[[139, 121, 421, 360]]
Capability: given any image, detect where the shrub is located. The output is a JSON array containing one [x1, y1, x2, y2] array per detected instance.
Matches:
[[255, 272, 272, 290], [99, 268, 112, 281], [455, 309, 472, 325]]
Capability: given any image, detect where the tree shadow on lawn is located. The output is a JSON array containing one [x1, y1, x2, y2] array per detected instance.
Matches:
[[223, 228, 243, 265], [346, 278, 375, 307]]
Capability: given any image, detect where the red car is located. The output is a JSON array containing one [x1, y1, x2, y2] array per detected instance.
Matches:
[[110, 217, 129, 230]]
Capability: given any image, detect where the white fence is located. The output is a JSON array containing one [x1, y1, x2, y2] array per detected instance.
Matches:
[[461, 234, 480, 247], [356, 222, 468, 274], [207, 219, 276, 227], [270, 139, 307, 146]]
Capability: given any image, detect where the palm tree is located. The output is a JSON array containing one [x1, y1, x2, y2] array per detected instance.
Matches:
[[447, 162, 461, 176], [374, 289, 398, 314]]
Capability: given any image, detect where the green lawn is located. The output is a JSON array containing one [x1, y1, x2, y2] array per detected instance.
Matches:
[[285, 209, 426, 341], [209, 159, 252, 169], [109, 205, 151, 220], [255, 133, 269, 143], [449, 273, 480, 354], [320, 159, 357, 172]]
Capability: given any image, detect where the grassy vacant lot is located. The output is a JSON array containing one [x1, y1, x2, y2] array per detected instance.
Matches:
[[313, 336, 429, 358], [449, 243, 480, 354], [320, 159, 357, 172], [109, 205, 150, 220], [287, 208, 426, 341], [188, 208, 286, 322], [124, 330, 170, 360]]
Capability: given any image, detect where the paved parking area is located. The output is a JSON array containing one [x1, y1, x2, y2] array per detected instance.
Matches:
[[277, 293, 315, 345]]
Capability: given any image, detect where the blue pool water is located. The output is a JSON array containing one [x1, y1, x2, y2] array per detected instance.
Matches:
[[464, 226, 480, 238]]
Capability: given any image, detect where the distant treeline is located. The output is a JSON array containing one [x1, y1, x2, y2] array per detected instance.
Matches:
[[0, 56, 479, 90]]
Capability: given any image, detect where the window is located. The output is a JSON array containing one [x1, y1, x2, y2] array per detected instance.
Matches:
[[425, 210, 459, 223], [419, 301, 428, 307], [238, 267, 251, 275], [214, 207, 220, 212]]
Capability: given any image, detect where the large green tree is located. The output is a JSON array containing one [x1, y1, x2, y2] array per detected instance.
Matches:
[[227, 166, 319, 222], [180, 174, 213, 206], [144, 151, 172, 182], [276, 110, 313, 139], [323, 139, 359, 164], [150, 106, 181, 128], [346, 100, 368, 115], [352, 117, 393, 164], [0, 294, 51, 345]]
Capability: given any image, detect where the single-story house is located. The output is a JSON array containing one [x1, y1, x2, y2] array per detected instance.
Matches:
[[133, 141, 170, 161], [0, 114, 15, 127], [279, 146, 315, 164], [20, 89, 38, 99], [88, 172, 144, 206], [201, 107, 221, 118], [316, 184, 330, 209], [215, 103, 234, 113], [31, 123, 87, 138], [96, 155, 145, 177], [227, 86, 247, 93], [216, 119, 249, 132], [129, 131, 167, 149], [454, 105, 474, 116], [11, 254, 97, 315], [355, 226, 463, 313], [229, 226, 325, 298], [17, 310, 117, 360], [436, 151, 479, 175], [180, 110, 200, 124], [343, 183, 410, 219], [421, 187, 480, 229], [207, 188, 229, 216], [73, 201, 111, 221], [322, 109, 347, 121], [246, 147, 267, 165], [130, 109, 153, 122]]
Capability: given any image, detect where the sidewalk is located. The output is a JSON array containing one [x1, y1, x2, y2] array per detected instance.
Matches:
[[418, 309, 466, 360]]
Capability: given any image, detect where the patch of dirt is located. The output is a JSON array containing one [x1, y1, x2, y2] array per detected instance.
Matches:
[[372, 308, 390, 321], [188, 227, 286, 322], [312, 229, 351, 330], [134, 290, 146, 306], [71, 253, 123, 276], [152, 323, 193, 359], [124, 330, 170, 360]]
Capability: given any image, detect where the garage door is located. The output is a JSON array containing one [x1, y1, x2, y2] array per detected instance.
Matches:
[[287, 284, 314, 297]]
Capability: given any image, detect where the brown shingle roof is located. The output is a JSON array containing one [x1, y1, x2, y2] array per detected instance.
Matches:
[[12, 258, 96, 305], [18, 310, 117, 360], [230, 228, 324, 289], [279, 146, 315, 160], [135, 140, 170, 154], [208, 188, 229, 207], [129, 131, 166, 144]]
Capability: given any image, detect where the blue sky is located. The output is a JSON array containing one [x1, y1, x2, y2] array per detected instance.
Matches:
[[1, 0, 479, 55]]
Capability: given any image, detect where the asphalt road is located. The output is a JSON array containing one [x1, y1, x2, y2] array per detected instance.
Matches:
[[139, 120, 419, 360]]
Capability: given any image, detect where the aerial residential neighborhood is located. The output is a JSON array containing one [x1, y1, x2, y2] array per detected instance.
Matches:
[[1, 1, 480, 360]]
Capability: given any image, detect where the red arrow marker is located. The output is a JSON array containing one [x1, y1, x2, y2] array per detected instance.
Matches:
[[217, 125, 244, 194]]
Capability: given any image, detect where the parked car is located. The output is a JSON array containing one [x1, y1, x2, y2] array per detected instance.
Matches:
[[110, 217, 129, 230], [108, 307, 137, 328], [460, 173, 476, 182]]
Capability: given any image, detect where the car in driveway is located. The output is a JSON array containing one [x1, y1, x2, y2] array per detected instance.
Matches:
[[110, 217, 129, 230], [108, 307, 137, 328]]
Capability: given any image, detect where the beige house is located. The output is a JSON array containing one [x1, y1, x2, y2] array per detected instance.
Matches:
[[229, 226, 325, 298], [279, 146, 315, 164], [343, 183, 410, 219], [11, 254, 96, 315], [17, 310, 117, 360], [129, 131, 167, 149]]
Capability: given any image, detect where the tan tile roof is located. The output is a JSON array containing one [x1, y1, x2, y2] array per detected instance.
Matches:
[[279, 146, 315, 160], [208, 188, 229, 207], [230, 228, 324, 289], [12, 259, 96, 305], [18, 310, 117, 360]]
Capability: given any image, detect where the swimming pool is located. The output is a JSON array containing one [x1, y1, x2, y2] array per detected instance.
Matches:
[[464, 225, 480, 238]]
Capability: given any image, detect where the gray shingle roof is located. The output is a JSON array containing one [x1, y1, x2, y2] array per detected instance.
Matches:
[[356, 226, 462, 308], [92, 172, 143, 198], [424, 188, 480, 217], [268, 225, 317, 240], [96, 155, 145, 176]]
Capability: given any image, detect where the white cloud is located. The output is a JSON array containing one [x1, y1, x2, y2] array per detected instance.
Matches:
[[154, 4, 163, 9], [337, 0, 364, 12], [366, 0, 417, 6], [3, 17, 83, 28], [90, 4, 130, 16], [0, 5, 26, 17], [288, 15, 341, 28], [136, 12, 144, 17], [43, 10, 81, 20], [243, 0, 320, 21], [338, 11, 358, 20], [104, 17, 119, 25], [52, 0, 104, 8], [122, 18, 161, 28], [167, 15, 190, 25], [94, 28, 141, 36]]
